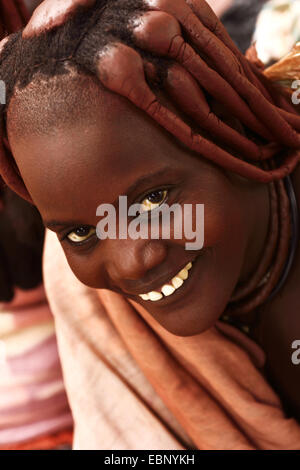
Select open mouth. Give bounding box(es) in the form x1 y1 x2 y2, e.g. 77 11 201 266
138 260 193 302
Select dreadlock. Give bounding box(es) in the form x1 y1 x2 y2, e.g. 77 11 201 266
0 0 168 113
1 0 300 316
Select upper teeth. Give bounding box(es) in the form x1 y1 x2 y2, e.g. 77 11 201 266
139 261 193 301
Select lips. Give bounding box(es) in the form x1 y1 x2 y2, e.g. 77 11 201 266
138 261 193 301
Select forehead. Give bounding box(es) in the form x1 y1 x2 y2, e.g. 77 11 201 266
7 89 197 220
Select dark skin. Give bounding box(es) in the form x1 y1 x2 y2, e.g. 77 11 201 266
7 86 300 422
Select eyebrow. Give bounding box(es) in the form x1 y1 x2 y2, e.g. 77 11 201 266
45 219 86 230
44 166 175 230
120 166 173 200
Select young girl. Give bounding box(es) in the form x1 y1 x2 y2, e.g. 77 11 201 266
1 0 300 449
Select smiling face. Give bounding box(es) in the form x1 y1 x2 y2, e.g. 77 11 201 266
7 74 270 336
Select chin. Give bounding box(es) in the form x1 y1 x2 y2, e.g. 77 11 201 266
134 250 231 337
149 298 225 337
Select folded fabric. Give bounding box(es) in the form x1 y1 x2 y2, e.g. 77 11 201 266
43 229 300 450
0 0 73 449
0 284 73 447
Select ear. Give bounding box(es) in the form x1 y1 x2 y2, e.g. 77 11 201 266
0 116 33 204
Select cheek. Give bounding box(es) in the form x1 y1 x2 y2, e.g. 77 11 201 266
176 180 247 252
199 188 249 297
204 195 246 249
60 244 107 289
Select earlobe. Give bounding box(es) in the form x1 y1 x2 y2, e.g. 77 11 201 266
0 117 33 204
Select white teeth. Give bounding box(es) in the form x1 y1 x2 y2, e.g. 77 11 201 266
161 284 176 296
139 261 193 302
178 268 188 280
140 294 150 301
171 276 184 289
148 291 163 301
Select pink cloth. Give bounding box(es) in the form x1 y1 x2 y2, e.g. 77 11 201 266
0 284 73 446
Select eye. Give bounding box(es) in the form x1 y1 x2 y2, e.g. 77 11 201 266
139 189 168 214
66 226 96 244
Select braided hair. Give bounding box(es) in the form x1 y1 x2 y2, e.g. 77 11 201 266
1 0 300 314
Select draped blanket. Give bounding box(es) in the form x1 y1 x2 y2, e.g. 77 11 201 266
43 229 300 450
0 284 73 448
0 1 73 449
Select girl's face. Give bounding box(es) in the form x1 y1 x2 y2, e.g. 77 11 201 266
7 88 269 336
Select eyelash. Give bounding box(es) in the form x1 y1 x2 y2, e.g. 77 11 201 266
137 184 176 206
136 187 170 213
61 186 174 248
60 226 97 248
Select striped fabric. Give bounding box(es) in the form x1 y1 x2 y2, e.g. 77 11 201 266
0 0 73 449
0 284 73 448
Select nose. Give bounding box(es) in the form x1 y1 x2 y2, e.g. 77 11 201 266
105 238 168 285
